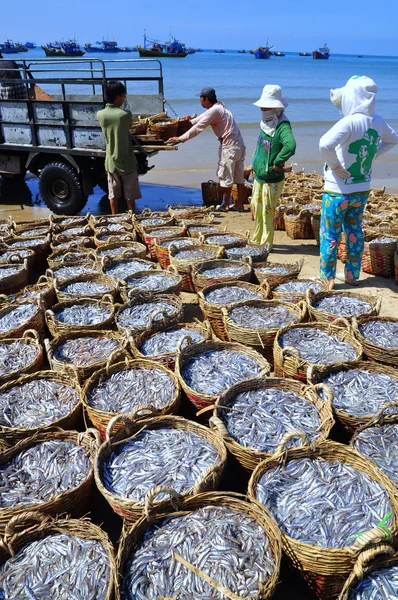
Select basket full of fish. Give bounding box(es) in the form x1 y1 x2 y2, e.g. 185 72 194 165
133 209 174 235
169 242 224 292
353 316 398 367
142 225 187 259
0 247 35 277
54 273 119 302
0 298 45 340
222 299 307 350
0 429 99 533
90 211 133 227
119 269 183 302
0 370 82 444
176 339 271 410
0 512 117 600
47 247 94 269
268 277 329 304
93 228 136 248
361 233 398 278
83 357 181 438
45 330 128 383
46 259 100 285
95 414 227 522
284 207 314 239
253 258 304 286
225 241 270 263
248 440 398 600
45 296 116 337
102 255 156 282
155 236 197 269
187 223 224 238
0 275 56 309
307 290 381 323
115 294 184 337
52 222 92 238
274 321 363 380
4 234 51 267
0 330 43 382
50 214 90 229
117 491 282 600
168 204 211 221
200 230 249 249
198 281 270 341
94 241 147 263
308 361 398 432
192 258 253 292
131 321 212 370
0 262 28 296
338 549 398 600
211 377 334 471
50 234 93 252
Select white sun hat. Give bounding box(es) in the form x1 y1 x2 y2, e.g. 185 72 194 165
253 84 288 108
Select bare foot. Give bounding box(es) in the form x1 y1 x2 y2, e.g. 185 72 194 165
345 277 359 286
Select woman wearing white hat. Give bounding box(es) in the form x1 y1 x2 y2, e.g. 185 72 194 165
251 85 296 247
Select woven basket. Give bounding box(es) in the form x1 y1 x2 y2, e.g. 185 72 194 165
176 339 271 411
130 117 148 135
50 234 94 252
93 227 136 248
45 295 116 337
155 237 196 269
117 491 282 600
169 243 224 292
0 261 28 296
0 247 35 276
224 242 270 263
45 329 128 383
95 241 147 263
90 211 133 227
130 320 213 370
222 299 307 349
3 275 56 308
54 273 119 302
274 320 363 381
311 213 321 245
83 358 181 439
52 222 92 237
0 512 117 600
0 428 100 533
120 269 183 302
93 222 134 238
13 220 51 237
0 369 83 444
0 329 43 383
274 202 288 231
47 247 93 269
270 277 329 304
308 360 398 433
306 289 381 324
4 235 51 266
46 256 100 285
143 225 186 259
201 180 219 207
102 255 156 284
211 377 334 471
176 213 215 228
0 298 45 340
198 281 270 341
168 204 211 220
95 414 227 522
187 224 226 239
11 217 50 231
133 210 174 236
192 258 252 293
115 293 184 338
148 116 179 141
253 258 304 286
231 181 253 204
284 208 313 239
248 440 398 600
361 235 397 277
338 547 398 600
50 214 90 229
200 231 249 249
352 316 398 367
177 117 193 136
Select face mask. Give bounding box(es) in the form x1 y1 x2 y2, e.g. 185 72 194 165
330 87 343 110
261 108 283 122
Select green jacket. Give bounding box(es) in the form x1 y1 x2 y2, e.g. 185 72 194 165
97 104 137 174
252 121 296 183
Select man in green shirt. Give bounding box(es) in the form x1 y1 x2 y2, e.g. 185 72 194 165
97 81 141 214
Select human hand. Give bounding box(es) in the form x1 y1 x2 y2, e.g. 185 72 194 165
167 137 181 144
332 164 350 179
182 115 191 120
273 164 285 172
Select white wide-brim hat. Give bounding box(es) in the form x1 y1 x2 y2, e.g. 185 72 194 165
253 84 288 108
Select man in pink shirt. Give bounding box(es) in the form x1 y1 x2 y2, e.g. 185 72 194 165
168 87 246 211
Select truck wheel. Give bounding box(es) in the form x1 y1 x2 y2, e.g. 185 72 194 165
39 162 87 215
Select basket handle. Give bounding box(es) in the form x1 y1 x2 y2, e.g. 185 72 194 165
8 253 23 264
83 225 92 236
104 406 155 443
215 247 224 259
105 348 123 374
120 247 136 259
44 338 53 362
4 511 51 551
306 288 314 301
78 427 102 449
331 317 352 330
340 543 395 600
45 268 54 279
176 334 193 354
209 415 231 440
63 251 78 261
22 328 40 342
374 296 382 315
198 234 205 244
274 429 310 458
36 275 50 286
259 280 271 297
167 265 179 275
366 400 398 428
311 383 333 406
297 300 307 320
351 526 394 551
144 485 182 521
101 293 114 304
297 257 305 271
351 316 359 333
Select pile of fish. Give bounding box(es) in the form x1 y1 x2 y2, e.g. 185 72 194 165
7 238 46 248
0 379 79 428
353 424 398 485
51 265 97 280
0 266 23 279
102 427 220 501
103 260 154 280
204 234 243 246
121 505 275 600
229 304 297 329
96 233 133 244
321 369 398 416
159 238 196 250
0 304 37 333
222 387 321 452
172 248 216 260
255 457 393 547
87 367 177 413
54 303 112 327
189 225 219 235
182 349 265 395
60 226 88 236
359 319 398 349
0 340 40 376
204 285 263 305
138 217 169 226
146 228 177 238
347 564 398 599
139 328 205 356
198 265 248 279
312 295 373 317
54 336 120 367
256 266 292 275
117 301 178 331
0 440 91 507
226 246 265 259
96 245 134 259
124 272 177 293
0 533 111 600
0 249 31 261
99 223 130 232
279 327 358 364
60 281 113 296
274 280 324 295
18 228 48 238
52 250 89 262
368 236 398 244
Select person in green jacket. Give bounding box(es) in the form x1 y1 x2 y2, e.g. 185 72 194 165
251 85 296 247
97 81 141 215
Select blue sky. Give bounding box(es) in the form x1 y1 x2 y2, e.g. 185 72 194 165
2 0 397 56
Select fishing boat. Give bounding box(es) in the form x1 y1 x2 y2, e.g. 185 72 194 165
42 40 86 57
25 42 36 49
214 49 225 53
85 40 122 53
274 51 285 56
238 49 246 53
14 43 28 52
0 40 19 54
253 44 273 59
299 52 310 56
137 33 188 57
312 44 330 59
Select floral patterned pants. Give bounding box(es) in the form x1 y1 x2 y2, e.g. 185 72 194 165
251 180 284 247
320 191 369 282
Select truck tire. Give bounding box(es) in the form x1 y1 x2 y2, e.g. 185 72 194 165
39 162 87 215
